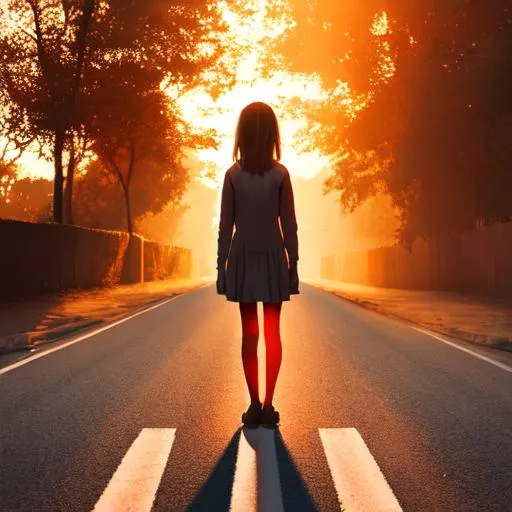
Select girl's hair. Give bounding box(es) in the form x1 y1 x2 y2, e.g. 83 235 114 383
233 102 281 174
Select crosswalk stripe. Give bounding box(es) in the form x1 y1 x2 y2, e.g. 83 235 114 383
230 430 258 511
319 428 402 512
230 428 285 512
92 428 176 512
255 428 284 512
89 426 400 512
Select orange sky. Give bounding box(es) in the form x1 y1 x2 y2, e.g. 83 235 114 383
168 0 352 277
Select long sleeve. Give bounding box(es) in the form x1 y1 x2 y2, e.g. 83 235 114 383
217 170 235 272
279 169 299 263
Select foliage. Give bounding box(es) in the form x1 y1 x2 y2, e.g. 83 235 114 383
0 0 224 223
0 177 52 221
73 147 188 234
280 0 390 90
0 161 17 187
286 1 512 243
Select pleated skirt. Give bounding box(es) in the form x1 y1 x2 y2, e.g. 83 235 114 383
223 236 291 303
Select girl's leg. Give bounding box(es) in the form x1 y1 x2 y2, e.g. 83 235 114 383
239 302 260 404
262 302 283 407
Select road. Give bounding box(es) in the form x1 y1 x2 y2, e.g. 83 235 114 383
1 284 511 511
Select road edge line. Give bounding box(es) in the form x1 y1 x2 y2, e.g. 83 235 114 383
309 283 512 354
412 327 512 374
0 294 183 377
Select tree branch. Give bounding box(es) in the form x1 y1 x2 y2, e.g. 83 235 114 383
27 0 48 78
103 145 126 192
68 0 96 120
18 25 38 44
127 141 136 186
0 132 36 164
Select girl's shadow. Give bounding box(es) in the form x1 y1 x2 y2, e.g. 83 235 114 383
187 427 317 511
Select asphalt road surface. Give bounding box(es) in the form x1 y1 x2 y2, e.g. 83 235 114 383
1 283 511 512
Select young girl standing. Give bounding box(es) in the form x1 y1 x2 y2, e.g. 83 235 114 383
216 102 300 428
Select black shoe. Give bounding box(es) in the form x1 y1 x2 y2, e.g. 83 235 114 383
241 401 262 428
260 404 280 428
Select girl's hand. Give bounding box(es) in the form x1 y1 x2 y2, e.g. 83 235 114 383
216 268 226 294
289 260 299 294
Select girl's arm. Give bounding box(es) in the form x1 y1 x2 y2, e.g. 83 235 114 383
217 170 235 275
279 168 299 264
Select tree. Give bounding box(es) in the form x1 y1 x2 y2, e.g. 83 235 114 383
297 0 512 243
0 0 96 223
0 162 17 205
86 63 186 235
0 0 223 223
280 0 391 90
71 159 121 230
71 56 209 236
0 177 52 221
380 1 512 240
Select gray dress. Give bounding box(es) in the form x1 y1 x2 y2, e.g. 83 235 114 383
216 161 299 303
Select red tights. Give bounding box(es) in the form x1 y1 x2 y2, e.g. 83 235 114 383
239 302 283 407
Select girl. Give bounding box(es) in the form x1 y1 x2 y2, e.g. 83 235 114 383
216 102 300 428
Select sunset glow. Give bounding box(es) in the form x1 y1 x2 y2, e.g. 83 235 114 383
169 0 368 249
172 0 355 188
8 0 393 188
2 0 397 278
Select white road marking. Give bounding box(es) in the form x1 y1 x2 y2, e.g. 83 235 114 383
413 327 512 374
255 428 284 512
230 430 258 512
230 428 284 512
319 428 402 512
0 295 182 377
92 428 176 512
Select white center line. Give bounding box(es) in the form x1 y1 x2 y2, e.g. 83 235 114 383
319 428 402 512
92 428 176 512
413 327 512 374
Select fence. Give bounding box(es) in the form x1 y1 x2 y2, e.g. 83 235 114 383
0 219 192 300
321 221 512 297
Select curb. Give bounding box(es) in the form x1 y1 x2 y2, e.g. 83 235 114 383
0 280 209 356
329 290 512 354
0 287 194 355
0 319 103 355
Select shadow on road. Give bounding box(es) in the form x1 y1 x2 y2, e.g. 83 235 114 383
187 427 317 511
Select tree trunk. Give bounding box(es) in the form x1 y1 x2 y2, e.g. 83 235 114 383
61 0 95 224
123 182 133 235
64 136 76 225
53 131 65 224
124 143 136 235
